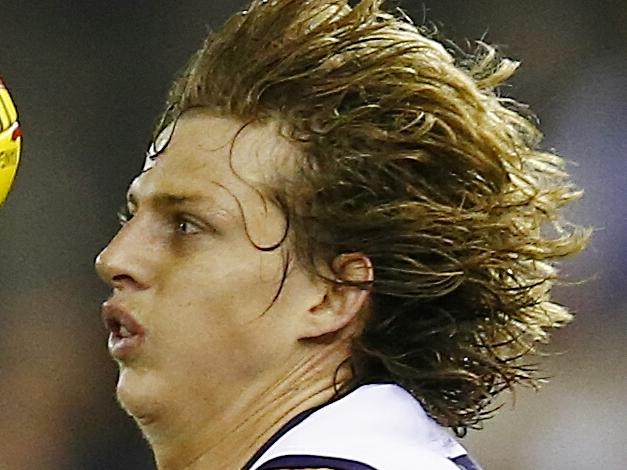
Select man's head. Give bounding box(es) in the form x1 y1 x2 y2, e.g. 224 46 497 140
97 0 587 436
96 110 373 436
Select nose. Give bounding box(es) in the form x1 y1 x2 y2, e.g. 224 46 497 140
94 224 151 292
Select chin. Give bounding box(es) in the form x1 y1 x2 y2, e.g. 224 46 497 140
115 366 162 426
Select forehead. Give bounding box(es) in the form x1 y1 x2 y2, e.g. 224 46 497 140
131 111 298 201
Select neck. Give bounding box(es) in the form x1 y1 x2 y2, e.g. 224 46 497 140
146 343 352 470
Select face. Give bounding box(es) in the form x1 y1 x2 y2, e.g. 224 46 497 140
95 111 320 428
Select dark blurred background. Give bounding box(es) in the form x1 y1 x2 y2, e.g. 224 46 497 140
0 1 625 469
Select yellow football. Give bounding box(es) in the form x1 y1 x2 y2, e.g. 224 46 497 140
0 78 22 206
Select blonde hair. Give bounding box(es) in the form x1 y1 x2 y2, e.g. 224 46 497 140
158 0 589 434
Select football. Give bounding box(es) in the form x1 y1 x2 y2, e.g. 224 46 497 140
0 78 22 206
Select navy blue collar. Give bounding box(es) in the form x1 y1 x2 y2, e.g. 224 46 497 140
241 403 324 470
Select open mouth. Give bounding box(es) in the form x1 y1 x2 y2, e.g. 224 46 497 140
105 315 140 339
102 302 146 360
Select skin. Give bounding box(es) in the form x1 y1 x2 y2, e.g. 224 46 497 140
95 110 372 470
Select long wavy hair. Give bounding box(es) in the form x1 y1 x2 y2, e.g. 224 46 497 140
157 0 589 434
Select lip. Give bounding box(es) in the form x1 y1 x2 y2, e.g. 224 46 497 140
101 301 146 361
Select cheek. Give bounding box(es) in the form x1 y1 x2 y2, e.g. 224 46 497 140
152 249 287 366
156 298 284 385
163 243 286 314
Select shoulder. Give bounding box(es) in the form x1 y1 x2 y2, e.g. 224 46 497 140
249 384 474 470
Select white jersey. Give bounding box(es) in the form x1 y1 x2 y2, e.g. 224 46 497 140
243 383 481 470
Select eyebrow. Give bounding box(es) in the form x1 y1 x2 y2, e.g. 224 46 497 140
127 191 233 218
153 193 209 206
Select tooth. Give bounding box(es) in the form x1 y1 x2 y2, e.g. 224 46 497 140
120 325 131 338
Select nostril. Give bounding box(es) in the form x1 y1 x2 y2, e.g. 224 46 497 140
111 274 148 291
112 274 134 284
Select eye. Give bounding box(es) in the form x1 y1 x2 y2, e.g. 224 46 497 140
174 216 202 235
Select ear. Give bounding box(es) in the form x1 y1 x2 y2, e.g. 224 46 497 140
300 252 374 340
